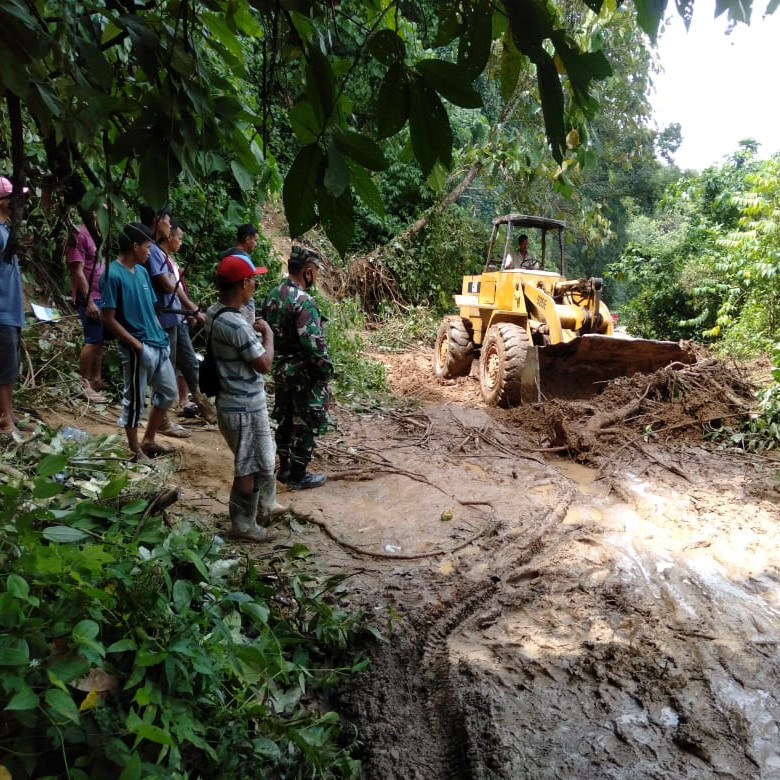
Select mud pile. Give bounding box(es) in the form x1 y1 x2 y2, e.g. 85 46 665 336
504 357 757 465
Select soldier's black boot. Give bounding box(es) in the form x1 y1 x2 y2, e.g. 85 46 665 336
287 461 326 491
277 455 290 484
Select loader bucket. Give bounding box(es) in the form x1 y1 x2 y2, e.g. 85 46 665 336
528 335 696 402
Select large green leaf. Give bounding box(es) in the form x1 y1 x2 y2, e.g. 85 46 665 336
457 0 493 77
415 59 482 108
289 100 322 145
37 454 69 478
202 11 245 60
48 654 90 684
550 33 612 111
0 637 29 666
42 526 90 544
306 45 335 126
318 187 354 256
230 160 255 192
5 687 39 711
377 64 410 139
408 78 452 175
349 164 385 218
535 52 566 163
283 144 324 237
139 147 171 210
45 688 80 723
634 0 667 39
499 32 524 102
367 29 406 65
323 139 350 198
333 129 388 171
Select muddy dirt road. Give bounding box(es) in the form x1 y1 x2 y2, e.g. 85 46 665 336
57 347 780 779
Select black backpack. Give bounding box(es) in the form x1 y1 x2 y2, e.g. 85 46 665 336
200 307 239 397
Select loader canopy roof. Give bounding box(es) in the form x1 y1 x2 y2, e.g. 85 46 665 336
487 213 567 274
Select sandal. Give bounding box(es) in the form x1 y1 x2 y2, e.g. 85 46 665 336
141 441 175 457
158 421 192 439
80 379 108 404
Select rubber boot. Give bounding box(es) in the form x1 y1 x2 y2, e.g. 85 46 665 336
229 487 275 542
277 455 290 484
256 474 289 524
192 390 217 424
287 461 327 491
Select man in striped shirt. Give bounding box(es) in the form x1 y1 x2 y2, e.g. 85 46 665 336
205 254 282 542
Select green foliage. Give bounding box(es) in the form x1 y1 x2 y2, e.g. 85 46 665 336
367 305 442 351
709 344 780 453
2 0 741 258
0 429 366 778
607 148 780 345
383 206 487 312
319 295 388 407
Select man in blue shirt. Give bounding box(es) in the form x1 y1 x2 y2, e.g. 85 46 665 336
140 205 199 438
100 223 178 459
0 176 28 434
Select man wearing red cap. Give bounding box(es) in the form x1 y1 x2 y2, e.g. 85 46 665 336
205 255 282 542
0 176 29 433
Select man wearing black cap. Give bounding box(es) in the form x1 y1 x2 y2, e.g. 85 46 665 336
262 245 333 489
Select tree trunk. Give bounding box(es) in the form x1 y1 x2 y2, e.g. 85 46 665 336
397 89 524 244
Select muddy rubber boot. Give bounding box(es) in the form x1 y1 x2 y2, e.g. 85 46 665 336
256 474 289 524
287 461 326 491
277 455 290 484
228 487 275 542
192 390 217 424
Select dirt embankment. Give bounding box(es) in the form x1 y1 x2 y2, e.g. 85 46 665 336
52 347 780 779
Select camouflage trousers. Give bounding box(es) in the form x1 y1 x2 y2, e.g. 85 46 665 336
272 370 329 467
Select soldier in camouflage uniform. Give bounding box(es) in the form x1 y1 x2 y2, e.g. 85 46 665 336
261 245 333 490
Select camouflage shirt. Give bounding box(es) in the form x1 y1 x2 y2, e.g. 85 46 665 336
261 279 334 380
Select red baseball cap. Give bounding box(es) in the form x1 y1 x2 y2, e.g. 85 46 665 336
216 254 268 282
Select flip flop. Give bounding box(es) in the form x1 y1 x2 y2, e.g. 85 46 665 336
141 441 175 457
159 423 192 439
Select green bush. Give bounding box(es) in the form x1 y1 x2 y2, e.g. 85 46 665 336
0 429 366 779
383 206 487 313
321 296 387 408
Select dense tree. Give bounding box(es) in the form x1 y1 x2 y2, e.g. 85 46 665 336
0 0 766 257
609 143 775 348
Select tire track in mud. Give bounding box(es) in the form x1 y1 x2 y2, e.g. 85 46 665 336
417 493 575 778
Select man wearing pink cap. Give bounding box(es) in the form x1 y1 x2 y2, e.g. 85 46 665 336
0 176 29 433
205 255 283 542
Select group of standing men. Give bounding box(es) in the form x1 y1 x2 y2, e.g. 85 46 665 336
97 213 332 542
0 183 332 542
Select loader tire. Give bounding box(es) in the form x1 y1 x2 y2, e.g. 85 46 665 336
479 323 529 407
433 317 474 379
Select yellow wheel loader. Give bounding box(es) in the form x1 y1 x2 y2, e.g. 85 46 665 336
433 214 695 406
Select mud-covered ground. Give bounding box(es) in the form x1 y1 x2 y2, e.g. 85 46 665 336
53 347 780 779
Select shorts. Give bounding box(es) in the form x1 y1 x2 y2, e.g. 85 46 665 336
76 299 104 344
217 407 275 478
118 342 178 428
0 325 20 385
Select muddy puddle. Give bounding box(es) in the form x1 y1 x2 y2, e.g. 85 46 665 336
328 414 780 779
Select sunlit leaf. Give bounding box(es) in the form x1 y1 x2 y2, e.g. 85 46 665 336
45 688 80 723
42 526 89 543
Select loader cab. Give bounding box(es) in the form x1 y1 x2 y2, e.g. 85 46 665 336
485 214 566 275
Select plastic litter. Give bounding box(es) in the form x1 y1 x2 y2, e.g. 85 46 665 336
61 426 90 443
